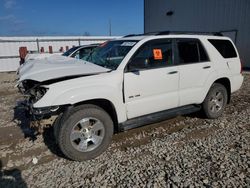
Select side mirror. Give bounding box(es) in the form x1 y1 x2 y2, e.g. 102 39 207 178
127 57 149 75
127 62 140 75
130 69 140 75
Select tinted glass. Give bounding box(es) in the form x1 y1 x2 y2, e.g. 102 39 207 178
177 40 198 63
128 40 173 70
208 39 237 58
177 39 209 64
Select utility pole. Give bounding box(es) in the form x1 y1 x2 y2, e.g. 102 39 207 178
109 19 112 36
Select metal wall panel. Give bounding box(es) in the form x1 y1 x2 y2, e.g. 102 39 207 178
144 0 250 68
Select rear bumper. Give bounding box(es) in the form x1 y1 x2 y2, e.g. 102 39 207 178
230 74 244 93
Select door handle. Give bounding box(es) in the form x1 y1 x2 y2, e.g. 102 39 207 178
168 71 178 74
203 66 211 69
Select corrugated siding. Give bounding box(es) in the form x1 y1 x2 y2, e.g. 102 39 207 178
0 36 119 72
144 0 250 68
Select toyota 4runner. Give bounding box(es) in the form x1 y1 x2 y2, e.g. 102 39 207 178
17 32 244 161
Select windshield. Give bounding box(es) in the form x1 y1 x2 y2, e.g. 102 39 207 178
62 46 79 56
86 40 138 70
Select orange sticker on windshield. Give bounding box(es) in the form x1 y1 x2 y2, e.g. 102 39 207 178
153 49 162 60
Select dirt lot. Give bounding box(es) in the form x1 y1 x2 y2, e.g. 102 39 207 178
0 72 249 187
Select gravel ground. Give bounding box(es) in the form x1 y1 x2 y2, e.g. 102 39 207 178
0 72 249 187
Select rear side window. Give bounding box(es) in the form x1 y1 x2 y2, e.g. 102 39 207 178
177 39 209 64
208 39 237 58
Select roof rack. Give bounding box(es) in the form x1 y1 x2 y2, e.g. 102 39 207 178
123 34 140 38
123 31 223 38
154 31 223 36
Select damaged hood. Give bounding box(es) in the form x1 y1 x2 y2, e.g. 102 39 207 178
18 55 110 82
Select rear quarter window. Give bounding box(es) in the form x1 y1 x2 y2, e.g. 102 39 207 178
208 39 237 58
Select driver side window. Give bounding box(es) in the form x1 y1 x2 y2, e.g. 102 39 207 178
128 39 173 71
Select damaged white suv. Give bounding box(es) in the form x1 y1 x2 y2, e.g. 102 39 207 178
17 32 243 161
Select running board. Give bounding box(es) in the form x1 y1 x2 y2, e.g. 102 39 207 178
119 105 201 131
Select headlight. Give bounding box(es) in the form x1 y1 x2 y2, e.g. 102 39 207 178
29 86 49 104
32 106 59 115
17 80 49 103
35 87 48 101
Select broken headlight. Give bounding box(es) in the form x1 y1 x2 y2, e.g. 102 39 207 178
29 86 48 104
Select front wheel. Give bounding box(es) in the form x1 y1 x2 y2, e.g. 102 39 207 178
58 104 114 161
202 83 228 119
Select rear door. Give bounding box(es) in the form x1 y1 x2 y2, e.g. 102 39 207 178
176 38 214 106
208 39 240 75
124 39 179 119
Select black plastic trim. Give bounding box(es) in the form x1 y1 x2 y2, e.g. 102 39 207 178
118 105 201 131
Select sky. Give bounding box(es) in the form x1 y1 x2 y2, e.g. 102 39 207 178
0 0 144 36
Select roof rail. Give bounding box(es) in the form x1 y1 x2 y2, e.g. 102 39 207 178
123 34 139 38
154 31 223 36
123 31 223 38
123 34 148 38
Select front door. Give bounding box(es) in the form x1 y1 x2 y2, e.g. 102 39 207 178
124 39 179 119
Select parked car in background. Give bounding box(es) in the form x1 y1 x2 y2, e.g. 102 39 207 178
17 32 243 161
17 44 99 75
62 44 99 60
25 44 99 61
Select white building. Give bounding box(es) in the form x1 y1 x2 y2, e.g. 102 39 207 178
144 0 250 68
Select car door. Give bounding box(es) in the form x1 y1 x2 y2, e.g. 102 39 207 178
176 38 214 106
124 39 179 119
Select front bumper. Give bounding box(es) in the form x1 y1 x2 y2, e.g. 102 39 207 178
21 100 60 121
19 100 67 133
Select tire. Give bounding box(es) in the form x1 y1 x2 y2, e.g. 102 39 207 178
57 104 113 161
202 83 228 119
53 113 63 143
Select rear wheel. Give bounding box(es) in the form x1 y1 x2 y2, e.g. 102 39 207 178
58 104 113 161
202 83 228 119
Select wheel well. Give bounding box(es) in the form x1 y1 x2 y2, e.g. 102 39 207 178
73 99 119 132
214 78 231 104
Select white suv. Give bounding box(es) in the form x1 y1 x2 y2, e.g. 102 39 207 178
17 32 243 161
